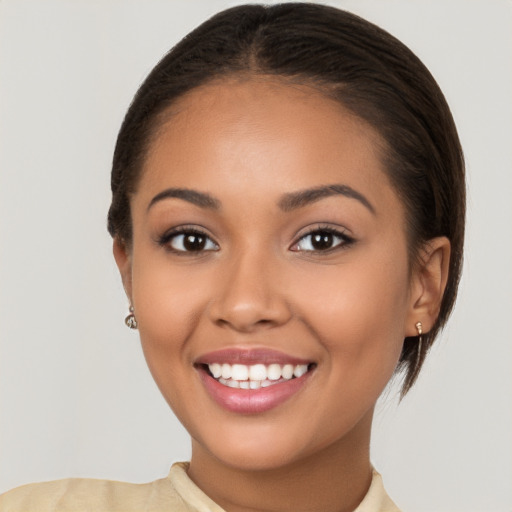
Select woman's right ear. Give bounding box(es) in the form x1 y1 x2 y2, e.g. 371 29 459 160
113 237 133 301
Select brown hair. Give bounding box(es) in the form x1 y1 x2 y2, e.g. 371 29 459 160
107 3 465 394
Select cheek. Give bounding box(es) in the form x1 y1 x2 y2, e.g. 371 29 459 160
131 247 211 331
292 251 410 373
129 253 212 390
287 255 410 437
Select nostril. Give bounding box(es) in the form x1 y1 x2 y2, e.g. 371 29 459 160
256 318 274 325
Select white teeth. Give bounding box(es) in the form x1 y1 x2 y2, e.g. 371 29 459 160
282 364 294 379
207 362 311 388
294 364 308 378
249 364 267 381
210 363 222 379
267 364 282 380
231 364 249 381
221 363 232 379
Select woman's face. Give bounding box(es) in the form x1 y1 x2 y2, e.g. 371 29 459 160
118 78 423 471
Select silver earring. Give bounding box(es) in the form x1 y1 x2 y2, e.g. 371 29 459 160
125 305 138 329
415 321 423 369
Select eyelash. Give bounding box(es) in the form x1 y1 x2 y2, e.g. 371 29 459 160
158 226 219 254
290 226 355 253
157 226 354 254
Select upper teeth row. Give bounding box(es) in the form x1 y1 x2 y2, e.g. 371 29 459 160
208 363 308 382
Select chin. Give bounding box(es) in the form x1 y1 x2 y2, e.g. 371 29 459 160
192 412 362 474
209 443 307 473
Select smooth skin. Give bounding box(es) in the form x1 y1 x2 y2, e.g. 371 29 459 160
114 77 450 512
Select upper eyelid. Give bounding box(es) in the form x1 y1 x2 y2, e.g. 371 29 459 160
292 224 352 241
160 225 215 240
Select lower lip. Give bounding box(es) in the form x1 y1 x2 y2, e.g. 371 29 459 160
197 367 313 414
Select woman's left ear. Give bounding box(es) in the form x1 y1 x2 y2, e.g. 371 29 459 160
406 236 451 336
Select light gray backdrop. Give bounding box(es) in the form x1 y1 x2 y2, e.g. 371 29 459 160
1 1 511 511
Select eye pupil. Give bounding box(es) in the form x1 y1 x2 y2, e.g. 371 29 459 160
183 234 205 251
311 232 333 250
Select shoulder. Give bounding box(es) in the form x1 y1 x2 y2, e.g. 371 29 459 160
0 470 190 512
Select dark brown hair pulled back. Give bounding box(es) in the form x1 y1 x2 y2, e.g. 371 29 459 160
108 3 465 395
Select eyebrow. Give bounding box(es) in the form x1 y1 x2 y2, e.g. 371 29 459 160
278 184 376 214
147 183 375 215
147 188 221 211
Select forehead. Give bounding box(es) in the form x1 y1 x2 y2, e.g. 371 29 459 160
137 77 398 214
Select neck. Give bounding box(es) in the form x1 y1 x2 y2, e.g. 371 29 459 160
187 410 374 512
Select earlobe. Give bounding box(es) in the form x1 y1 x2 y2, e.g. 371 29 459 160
406 236 451 336
113 237 133 302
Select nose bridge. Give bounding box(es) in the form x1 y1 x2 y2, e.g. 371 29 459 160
210 244 290 331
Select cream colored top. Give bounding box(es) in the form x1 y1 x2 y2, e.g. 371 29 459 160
0 462 401 512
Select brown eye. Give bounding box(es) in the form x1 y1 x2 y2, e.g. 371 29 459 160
291 229 353 252
183 233 206 251
310 232 335 250
166 231 218 252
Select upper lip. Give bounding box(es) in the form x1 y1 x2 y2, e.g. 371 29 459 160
195 348 313 366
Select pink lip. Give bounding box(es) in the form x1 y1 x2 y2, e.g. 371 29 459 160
195 349 315 414
195 348 311 366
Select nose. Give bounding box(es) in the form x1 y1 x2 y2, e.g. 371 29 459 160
208 250 292 333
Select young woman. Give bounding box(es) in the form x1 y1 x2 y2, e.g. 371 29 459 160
1 3 466 511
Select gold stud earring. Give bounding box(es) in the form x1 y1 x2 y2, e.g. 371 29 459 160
415 321 423 369
125 305 138 329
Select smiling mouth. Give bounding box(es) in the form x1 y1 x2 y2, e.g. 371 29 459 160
201 362 316 389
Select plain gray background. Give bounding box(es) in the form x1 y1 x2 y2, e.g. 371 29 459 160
1 1 511 511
